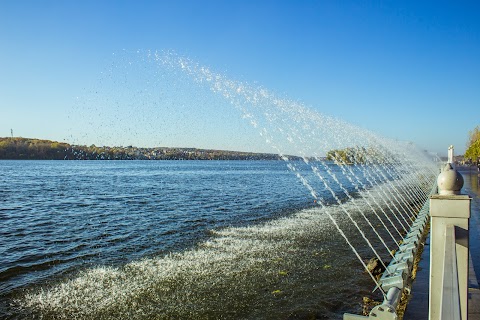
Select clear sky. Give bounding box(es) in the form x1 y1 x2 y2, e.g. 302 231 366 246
1 0 479 156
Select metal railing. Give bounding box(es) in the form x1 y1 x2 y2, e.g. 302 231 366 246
344 188 434 320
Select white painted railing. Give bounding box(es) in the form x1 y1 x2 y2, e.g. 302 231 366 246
440 224 461 320
429 160 471 320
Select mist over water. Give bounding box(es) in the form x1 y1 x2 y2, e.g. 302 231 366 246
2 51 439 319
69 50 265 153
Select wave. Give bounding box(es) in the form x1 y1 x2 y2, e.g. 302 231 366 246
13 181 420 319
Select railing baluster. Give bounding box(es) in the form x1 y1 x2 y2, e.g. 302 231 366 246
440 224 461 320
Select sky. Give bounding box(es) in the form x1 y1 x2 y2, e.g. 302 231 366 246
1 0 479 156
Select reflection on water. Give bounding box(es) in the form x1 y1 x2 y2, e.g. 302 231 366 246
458 167 480 281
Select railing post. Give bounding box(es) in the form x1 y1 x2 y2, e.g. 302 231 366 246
448 145 454 164
429 159 471 319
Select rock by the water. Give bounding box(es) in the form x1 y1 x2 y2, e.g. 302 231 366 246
366 257 385 276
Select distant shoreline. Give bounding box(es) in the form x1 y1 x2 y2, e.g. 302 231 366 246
0 137 299 161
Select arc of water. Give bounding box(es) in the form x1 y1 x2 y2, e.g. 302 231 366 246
160 51 436 296
380 153 432 220
271 123 396 271
246 85 410 270
271 112 399 261
374 151 425 216
286 160 387 299
369 143 437 236
234 95 393 294
309 163 389 270
308 159 395 264
400 154 436 203
371 164 417 223
352 154 410 234
256 121 390 293
347 155 406 240
261 116 393 273
315 118 419 234
366 139 431 213
272 114 400 255
391 143 438 194
359 153 415 228
340 130 434 238
303 115 407 246
343 128 429 218
329 153 401 248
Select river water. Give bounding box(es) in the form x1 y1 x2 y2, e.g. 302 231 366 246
460 167 480 281
1 160 420 319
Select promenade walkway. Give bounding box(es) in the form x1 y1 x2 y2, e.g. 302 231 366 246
404 167 480 319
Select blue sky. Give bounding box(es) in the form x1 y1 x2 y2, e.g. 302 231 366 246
1 1 479 156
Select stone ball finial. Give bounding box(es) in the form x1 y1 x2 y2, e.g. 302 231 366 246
437 163 464 195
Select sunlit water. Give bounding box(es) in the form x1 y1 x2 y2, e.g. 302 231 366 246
0 160 427 319
458 167 480 278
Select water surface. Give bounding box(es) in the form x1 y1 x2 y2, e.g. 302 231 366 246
1 160 414 319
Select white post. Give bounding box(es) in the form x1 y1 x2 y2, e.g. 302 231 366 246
448 145 454 164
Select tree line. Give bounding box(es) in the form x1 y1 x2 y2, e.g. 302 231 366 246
0 137 285 160
464 125 480 164
325 146 386 164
